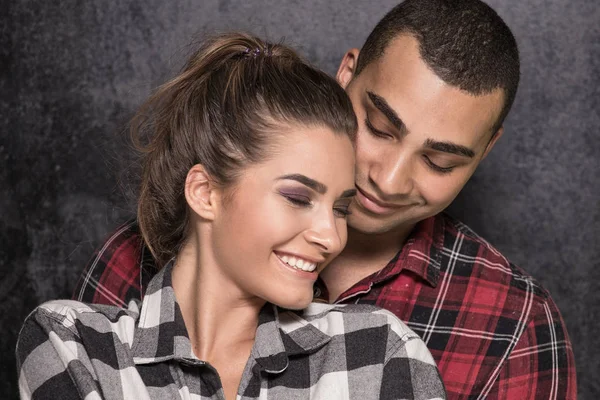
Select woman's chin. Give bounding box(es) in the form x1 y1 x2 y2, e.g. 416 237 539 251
268 292 314 310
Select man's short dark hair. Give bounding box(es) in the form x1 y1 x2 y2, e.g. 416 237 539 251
356 0 520 133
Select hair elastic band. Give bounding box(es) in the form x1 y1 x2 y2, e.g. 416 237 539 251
242 46 272 58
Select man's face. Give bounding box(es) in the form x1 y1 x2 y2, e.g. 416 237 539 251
337 34 505 236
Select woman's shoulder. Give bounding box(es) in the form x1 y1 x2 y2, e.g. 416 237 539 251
16 300 145 399
21 299 141 339
283 302 421 343
35 298 139 318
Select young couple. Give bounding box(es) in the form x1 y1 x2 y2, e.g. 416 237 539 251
18 0 576 399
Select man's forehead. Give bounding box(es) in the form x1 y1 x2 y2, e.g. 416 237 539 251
355 42 502 140
358 86 503 151
371 35 430 79
362 39 449 108
364 36 501 100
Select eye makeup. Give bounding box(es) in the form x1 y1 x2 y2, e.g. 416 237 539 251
278 187 313 207
277 186 355 218
333 199 353 218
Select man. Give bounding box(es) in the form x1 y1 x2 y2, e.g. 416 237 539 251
74 0 576 398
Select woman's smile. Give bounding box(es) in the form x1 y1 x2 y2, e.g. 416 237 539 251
274 252 319 279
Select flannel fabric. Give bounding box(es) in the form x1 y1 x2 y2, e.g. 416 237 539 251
73 213 577 399
20 262 446 400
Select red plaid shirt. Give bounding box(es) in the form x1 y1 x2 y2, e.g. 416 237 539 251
73 213 577 399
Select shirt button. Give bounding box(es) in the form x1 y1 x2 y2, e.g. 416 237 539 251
313 287 321 298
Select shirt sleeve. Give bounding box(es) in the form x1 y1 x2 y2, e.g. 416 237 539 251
71 220 143 307
486 296 577 399
380 334 447 400
16 307 103 400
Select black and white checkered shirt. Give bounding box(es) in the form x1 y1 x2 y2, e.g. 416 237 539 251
17 262 446 399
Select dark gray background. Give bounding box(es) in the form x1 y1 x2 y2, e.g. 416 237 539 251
1 1 598 398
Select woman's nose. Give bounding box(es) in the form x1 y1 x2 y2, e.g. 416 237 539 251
303 214 343 255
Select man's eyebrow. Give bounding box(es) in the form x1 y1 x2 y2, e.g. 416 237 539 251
424 139 476 158
367 91 404 131
277 174 327 194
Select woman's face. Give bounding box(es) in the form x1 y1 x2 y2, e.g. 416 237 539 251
210 124 356 309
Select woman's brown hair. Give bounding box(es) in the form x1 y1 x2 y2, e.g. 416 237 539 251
133 32 357 267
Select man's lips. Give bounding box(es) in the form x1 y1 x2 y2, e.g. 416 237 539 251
355 186 408 215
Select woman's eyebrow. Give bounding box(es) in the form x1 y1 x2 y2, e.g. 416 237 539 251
340 189 357 198
276 174 327 194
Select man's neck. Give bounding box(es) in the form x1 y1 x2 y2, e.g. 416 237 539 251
320 223 415 302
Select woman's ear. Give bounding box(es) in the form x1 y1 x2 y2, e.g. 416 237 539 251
336 48 360 89
185 164 218 221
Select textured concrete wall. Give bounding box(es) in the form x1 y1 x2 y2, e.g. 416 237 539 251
1 1 598 398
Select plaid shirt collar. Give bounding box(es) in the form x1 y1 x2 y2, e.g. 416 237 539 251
325 215 444 303
131 262 331 372
387 215 444 287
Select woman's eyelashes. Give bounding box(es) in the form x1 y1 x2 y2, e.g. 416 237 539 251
279 189 353 219
280 191 312 207
333 204 352 218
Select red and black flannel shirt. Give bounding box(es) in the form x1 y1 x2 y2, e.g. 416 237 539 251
73 213 577 399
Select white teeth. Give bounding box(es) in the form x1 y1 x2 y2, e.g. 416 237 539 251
301 262 315 272
278 254 317 272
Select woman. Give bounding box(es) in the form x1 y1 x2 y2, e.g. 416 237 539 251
17 33 446 399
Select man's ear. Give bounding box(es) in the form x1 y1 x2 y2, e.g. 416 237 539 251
336 48 360 89
185 164 218 221
482 126 504 160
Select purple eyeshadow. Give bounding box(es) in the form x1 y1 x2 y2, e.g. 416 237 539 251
278 187 312 198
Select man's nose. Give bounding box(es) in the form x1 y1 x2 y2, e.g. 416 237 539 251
370 152 415 197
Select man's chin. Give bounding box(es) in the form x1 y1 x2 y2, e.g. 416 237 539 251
347 213 408 237
347 208 433 238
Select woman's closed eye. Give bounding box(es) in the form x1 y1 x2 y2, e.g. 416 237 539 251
280 191 312 207
333 204 352 218
280 190 352 219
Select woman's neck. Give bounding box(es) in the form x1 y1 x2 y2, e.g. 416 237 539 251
171 233 264 363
